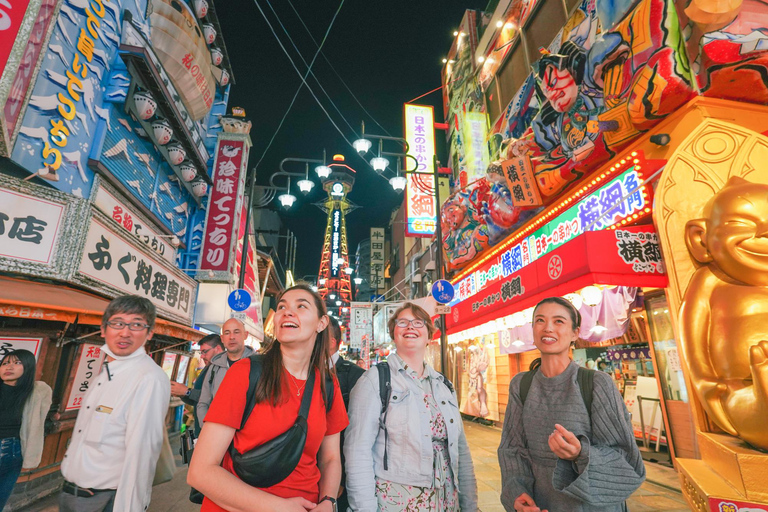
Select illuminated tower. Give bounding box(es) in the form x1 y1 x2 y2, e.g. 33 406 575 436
317 155 357 315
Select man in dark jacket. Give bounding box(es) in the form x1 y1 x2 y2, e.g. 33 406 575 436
170 334 224 436
328 316 364 511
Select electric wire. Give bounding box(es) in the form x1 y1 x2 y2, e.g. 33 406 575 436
252 0 354 148
284 0 393 137
264 0 359 138
250 0 347 173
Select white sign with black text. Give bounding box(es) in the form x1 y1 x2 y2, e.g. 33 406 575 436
0 188 64 264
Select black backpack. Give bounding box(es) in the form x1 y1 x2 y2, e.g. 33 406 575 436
375 363 455 470
519 366 594 419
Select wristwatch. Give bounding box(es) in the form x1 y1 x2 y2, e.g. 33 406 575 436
184 388 191 397
319 495 337 512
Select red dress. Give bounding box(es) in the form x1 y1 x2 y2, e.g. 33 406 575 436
201 359 349 511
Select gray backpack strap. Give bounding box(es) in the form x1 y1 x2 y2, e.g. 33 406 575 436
376 364 392 470
576 367 595 420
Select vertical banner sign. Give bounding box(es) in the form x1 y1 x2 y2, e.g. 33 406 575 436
370 228 385 293
0 0 32 73
331 207 342 277
200 139 246 273
501 156 543 207
462 112 490 185
404 103 437 237
350 302 373 368
65 343 106 411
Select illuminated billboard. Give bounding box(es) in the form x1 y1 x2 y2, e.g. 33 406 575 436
404 103 437 237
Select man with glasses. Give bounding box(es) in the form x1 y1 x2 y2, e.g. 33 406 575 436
170 334 223 436
60 295 170 512
197 317 255 423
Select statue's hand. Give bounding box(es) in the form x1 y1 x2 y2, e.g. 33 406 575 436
699 379 739 436
749 340 768 404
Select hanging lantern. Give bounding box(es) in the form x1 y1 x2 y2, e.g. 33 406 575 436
167 144 186 166
191 180 208 197
133 90 157 120
210 48 223 66
219 70 230 86
194 0 208 18
580 286 603 307
202 24 216 45
151 119 173 145
180 164 197 182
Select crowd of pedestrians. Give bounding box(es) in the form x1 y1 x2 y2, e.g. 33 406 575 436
0 286 645 511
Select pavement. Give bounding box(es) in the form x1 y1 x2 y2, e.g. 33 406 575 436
19 420 691 511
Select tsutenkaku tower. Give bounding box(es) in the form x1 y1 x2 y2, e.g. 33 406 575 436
317 155 357 315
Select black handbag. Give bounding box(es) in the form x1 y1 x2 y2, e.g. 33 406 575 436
228 356 316 488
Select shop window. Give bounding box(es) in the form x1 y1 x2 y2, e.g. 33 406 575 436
523 0 568 66
484 77 502 126
645 294 689 402
496 38 527 113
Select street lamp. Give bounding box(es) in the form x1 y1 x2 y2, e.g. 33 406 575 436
354 277 363 285
389 175 406 191
344 267 354 275
354 121 418 188
297 163 315 194
353 138 372 155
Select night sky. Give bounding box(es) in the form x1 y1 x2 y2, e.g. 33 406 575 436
217 0 487 279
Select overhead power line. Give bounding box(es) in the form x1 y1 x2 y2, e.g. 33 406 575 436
285 0 393 137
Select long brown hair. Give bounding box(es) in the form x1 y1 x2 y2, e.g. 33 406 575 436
529 296 581 371
255 283 332 406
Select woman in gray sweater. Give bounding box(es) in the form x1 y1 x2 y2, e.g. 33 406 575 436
498 297 645 511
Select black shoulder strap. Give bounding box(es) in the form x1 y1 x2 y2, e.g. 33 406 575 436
240 354 264 430
440 375 455 394
325 373 334 412
519 367 537 405
576 367 595 420
376 363 392 471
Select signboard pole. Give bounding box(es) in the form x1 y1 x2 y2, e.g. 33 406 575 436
433 155 448 376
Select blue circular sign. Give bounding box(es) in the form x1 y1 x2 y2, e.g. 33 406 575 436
431 280 455 304
228 289 252 312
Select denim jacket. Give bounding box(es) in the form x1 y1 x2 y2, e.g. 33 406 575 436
344 356 478 511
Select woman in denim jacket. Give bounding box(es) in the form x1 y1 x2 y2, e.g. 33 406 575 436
344 303 477 511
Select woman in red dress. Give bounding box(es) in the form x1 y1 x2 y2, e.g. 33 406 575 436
189 283 348 512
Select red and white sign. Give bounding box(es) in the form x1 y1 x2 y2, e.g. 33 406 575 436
93 185 176 263
0 336 43 360
0 0 31 74
3 0 57 142
0 187 64 264
65 343 106 411
404 103 437 237
446 225 667 332
199 138 247 273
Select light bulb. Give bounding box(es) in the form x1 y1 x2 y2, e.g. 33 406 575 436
297 179 314 194
278 193 296 208
389 176 406 191
370 156 389 172
315 165 331 179
353 138 372 155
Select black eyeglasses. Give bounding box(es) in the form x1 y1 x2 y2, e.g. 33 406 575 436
395 319 425 329
106 321 150 332
200 347 215 356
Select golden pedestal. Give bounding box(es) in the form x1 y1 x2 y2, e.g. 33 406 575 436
678 433 768 511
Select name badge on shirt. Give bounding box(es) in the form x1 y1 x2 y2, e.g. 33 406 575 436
95 405 113 414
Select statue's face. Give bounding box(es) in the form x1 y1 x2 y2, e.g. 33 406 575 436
443 203 466 230
542 64 579 113
706 185 768 285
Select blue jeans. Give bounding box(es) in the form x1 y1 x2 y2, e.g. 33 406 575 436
0 437 23 510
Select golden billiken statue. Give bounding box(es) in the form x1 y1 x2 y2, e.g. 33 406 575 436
681 176 768 451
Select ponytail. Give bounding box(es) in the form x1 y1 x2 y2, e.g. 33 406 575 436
529 358 541 371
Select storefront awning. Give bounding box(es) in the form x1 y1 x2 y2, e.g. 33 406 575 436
0 276 204 341
445 225 667 333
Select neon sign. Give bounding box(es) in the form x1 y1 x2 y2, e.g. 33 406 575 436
452 168 646 304
404 103 437 237
330 208 342 277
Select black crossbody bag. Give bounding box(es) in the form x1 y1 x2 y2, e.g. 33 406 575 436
228 355 327 488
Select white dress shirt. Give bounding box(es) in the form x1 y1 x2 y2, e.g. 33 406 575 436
61 347 170 512
330 350 340 367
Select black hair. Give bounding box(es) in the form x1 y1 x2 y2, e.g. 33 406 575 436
102 295 157 330
328 316 342 350
199 334 223 350
528 296 581 371
1 349 37 413
536 41 587 85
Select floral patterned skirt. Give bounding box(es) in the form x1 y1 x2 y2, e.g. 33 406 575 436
375 441 459 511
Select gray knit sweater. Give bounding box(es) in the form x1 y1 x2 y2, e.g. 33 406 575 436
498 362 645 511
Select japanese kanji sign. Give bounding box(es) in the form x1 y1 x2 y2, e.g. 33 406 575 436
93 183 176 263
404 103 437 237
199 138 247 273
331 208 343 277
462 112 490 185
370 228 385 292
501 155 543 207
0 187 64 264
349 302 372 351
65 343 106 411
77 217 197 325
0 337 43 360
